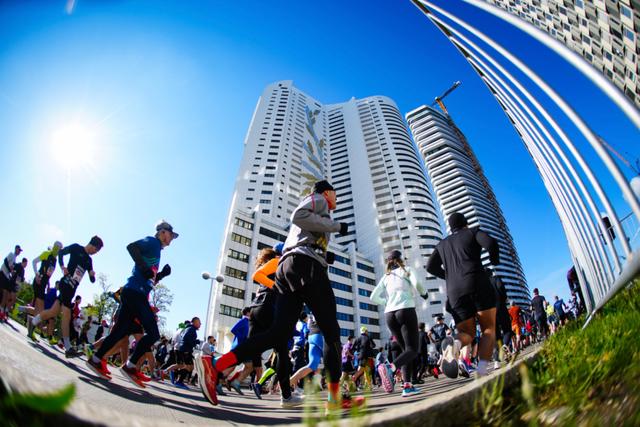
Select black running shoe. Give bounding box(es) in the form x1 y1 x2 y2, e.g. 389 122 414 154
65 347 82 358
440 337 460 379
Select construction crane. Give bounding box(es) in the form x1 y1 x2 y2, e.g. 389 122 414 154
431 81 462 115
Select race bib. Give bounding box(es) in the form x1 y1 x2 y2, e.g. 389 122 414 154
72 266 86 284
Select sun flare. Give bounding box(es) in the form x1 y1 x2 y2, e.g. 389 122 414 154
51 122 96 171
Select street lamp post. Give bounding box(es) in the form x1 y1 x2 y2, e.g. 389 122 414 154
202 271 224 340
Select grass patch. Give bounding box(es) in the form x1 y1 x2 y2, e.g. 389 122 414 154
473 279 640 426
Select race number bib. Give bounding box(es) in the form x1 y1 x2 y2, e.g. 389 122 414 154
72 266 86 284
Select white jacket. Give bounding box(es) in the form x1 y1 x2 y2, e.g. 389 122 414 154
370 267 426 313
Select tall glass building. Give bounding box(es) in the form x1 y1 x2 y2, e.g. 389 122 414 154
207 81 446 350
406 105 530 306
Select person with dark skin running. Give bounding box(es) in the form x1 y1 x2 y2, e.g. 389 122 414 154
31 241 63 320
426 212 500 379
29 237 103 357
85 221 175 387
196 180 360 411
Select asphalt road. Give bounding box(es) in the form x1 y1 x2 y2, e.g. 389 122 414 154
0 319 527 426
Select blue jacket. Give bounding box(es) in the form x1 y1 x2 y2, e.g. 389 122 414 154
231 317 249 350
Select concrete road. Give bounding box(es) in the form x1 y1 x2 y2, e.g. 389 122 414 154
0 320 526 426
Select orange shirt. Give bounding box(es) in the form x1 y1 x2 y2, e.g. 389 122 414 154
252 257 279 288
508 305 522 328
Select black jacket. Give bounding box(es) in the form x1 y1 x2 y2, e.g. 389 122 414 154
426 227 500 301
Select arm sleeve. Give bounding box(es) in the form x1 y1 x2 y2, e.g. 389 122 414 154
475 230 500 265
369 277 387 306
126 240 149 272
32 253 44 275
426 248 446 279
3 255 11 271
291 195 342 233
252 258 279 288
58 246 72 268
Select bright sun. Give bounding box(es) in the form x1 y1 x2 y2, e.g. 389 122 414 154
51 122 96 170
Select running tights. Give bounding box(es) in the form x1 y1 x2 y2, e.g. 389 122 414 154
385 308 419 383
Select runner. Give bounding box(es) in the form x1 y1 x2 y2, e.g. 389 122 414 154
351 326 376 391
86 221 175 387
507 301 523 352
0 245 22 322
196 180 356 410
488 268 512 367
0 257 27 322
426 212 500 379
428 315 450 354
530 288 548 338
553 295 569 326
289 313 324 393
29 237 103 356
171 317 200 389
31 241 63 320
339 335 356 392
370 249 425 397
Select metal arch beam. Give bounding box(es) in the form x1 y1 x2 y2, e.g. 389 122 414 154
414 0 637 256
461 0 640 131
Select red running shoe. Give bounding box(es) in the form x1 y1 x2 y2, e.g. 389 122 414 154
136 371 152 382
197 353 219 406
86 358 112 380
121 365 146 389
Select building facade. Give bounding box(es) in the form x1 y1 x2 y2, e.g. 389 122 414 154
406 105 530 306
483 0 640 108
207 81 446 350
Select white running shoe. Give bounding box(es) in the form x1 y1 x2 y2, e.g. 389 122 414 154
440 337 461 379
494 361 501 370
281 394 305 408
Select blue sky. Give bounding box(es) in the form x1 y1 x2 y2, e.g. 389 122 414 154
1 0 637 338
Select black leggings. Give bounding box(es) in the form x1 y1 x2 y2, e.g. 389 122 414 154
385 308 419 383
95 287 159 364
249 299 291 396
232 255 342 397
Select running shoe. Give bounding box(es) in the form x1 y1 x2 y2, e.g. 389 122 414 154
216 384 227 396
230 379 244 395
121 365 146 389
252 383 262 399
174 382 189 390
280 394 304 408
401 386 421 397
325 394 365 414
136 371 152 383
65 347 82 358
458 361 470 378
440 337 460 379
431 367 440 379
86 358 112 380
377 363 394 393
48 337 58 346
197 354 219 406
494 361 501 370
0 312 6 322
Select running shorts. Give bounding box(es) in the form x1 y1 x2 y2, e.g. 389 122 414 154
446 287 496 324
342 361 355 373
57 277 78 309
33 276 48 300
177 351 194 366
0 274 12 292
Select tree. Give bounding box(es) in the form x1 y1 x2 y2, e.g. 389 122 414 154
151 283 174 330
91 273 118 323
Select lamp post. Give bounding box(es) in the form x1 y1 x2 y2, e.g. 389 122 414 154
202 271 224 339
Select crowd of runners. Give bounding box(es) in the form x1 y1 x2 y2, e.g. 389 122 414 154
0 179 587 413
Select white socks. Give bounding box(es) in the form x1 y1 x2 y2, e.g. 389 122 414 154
126 361 136 369
32 314 42 326
63 337 72 351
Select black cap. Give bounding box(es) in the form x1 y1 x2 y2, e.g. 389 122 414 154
448 212 468 231
386 250 402 262
15 245 22 253
312 180 334 194
436 315 444 321
89 236 104 249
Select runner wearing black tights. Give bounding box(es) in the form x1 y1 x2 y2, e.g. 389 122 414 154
370 250 426 397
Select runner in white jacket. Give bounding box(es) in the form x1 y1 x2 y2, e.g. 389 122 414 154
370 250 427 397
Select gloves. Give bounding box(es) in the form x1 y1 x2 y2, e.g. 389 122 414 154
160 264 171 277
326 251 335 265
421 292 429 301
339 222 349 236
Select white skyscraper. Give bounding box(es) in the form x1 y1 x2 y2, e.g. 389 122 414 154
207 81 446 350
406 105 530 306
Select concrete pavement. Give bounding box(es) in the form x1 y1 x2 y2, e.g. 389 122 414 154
0 319 537 426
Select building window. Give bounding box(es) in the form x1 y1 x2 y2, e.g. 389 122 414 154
259 227 287 242
333 253 351 265
220 304 242 318
234 218 254 230
620 4 632 19
624 28 635 42
357 275 375 285
340 328 355 337
222 285 246 300
231 233 252 247
336 296 354 307
356 262 375 273
329 266 352 279
429 301 442 306
228 249 249 263
225 266 247 281
331 281 353 293
336 312 354 322
360 316 379 326
358 288 371 297
359 302 377 312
